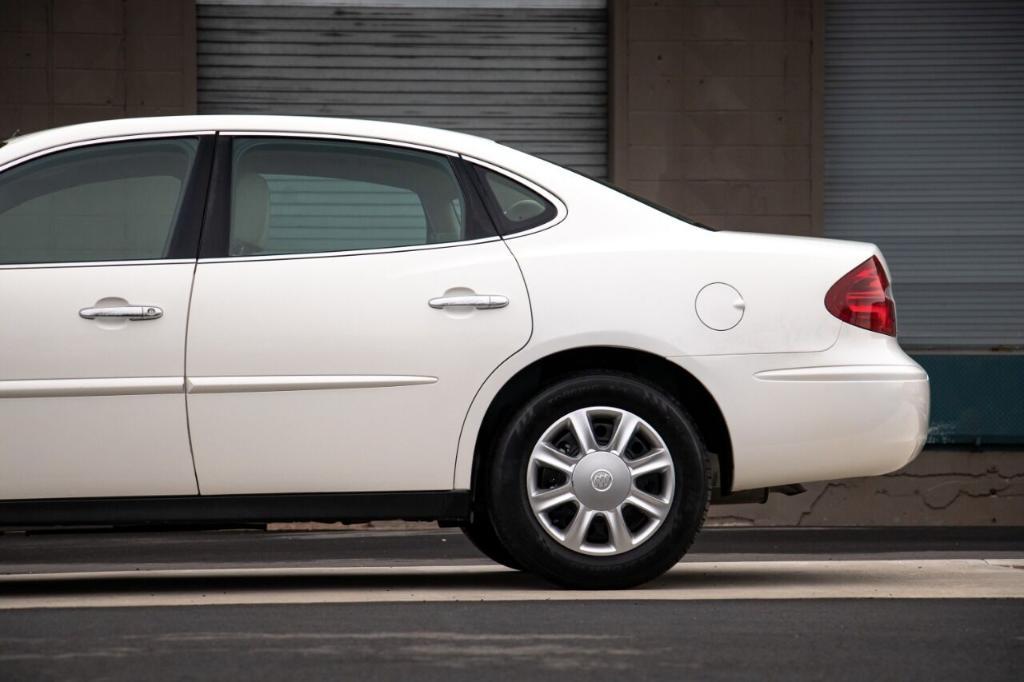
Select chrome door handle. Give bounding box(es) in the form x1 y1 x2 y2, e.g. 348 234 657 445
79 305 163 321
428 295 509 310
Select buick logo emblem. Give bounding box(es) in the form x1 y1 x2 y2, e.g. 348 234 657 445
591 469 614 492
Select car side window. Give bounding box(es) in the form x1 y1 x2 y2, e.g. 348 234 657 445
475 166 557 236
228 138 490 257
0 138 200 265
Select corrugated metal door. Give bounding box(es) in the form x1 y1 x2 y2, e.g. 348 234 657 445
196 0 608 178
824 0 1024 350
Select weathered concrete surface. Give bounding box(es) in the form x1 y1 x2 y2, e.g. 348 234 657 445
708 449 1024 526
612 0 818 236
1 0 196 136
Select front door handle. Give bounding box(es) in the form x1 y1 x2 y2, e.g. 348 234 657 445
79 305 163 321
428 295 509 310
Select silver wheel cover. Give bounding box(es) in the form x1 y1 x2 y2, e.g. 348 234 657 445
526 406 676 557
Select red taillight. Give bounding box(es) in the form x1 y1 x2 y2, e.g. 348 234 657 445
824 256 896 336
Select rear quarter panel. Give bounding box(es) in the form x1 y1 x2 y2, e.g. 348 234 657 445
499 169 874 358
451 157 883 489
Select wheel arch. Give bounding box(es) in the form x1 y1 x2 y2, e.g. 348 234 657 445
468 346 734 503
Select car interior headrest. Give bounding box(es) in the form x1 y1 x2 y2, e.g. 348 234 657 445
230 172 270 256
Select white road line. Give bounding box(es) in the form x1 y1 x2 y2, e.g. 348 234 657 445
0 559 1021 610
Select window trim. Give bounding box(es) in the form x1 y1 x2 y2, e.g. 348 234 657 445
0 133 216 269
213 130 460 158
459 155 567 239
0 131 217 174
199 132 501 263
0 258 197 272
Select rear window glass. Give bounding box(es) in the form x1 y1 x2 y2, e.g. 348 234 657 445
475 167 557 236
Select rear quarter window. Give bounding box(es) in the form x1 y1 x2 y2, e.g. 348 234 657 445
473 166 557 236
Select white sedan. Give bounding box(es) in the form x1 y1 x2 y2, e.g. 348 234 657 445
0 116 929 588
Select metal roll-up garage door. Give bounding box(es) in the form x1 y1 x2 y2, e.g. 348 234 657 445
196 0 609 179
824 0 1024 350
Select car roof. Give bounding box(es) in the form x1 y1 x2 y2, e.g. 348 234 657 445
1 115 505 164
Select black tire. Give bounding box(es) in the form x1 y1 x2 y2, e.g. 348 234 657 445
486 371 711 589
460 511 523 570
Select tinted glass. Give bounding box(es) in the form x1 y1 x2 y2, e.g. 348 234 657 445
479 168 556 235
229 138 475 256
0 138 199 265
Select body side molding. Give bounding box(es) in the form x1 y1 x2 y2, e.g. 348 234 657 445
0 375 438 398
186 375 438 394
754 365 928 382
0 377 183 398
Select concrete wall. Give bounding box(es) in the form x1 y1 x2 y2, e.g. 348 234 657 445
708 450 1024 526
610 0 820 235
0 0 196 138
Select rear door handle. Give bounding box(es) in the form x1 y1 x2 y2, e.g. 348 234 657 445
428 295 509 310
79 305 163 321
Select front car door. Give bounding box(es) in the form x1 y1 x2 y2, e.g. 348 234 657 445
185 135 531 494
0 135 211 500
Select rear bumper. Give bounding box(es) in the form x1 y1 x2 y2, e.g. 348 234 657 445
670 334 930 492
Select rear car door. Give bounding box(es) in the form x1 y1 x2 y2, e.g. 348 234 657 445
185 135 531 494
0 136 211 500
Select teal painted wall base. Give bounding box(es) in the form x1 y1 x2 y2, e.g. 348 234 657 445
913 354 1024 446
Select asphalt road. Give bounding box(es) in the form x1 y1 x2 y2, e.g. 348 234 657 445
1 527 1022 681
3 525 1022 572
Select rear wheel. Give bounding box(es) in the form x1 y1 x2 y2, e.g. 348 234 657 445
486 372 710 589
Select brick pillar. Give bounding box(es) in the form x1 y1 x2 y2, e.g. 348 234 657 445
610 0 817 237
0 0 196 137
